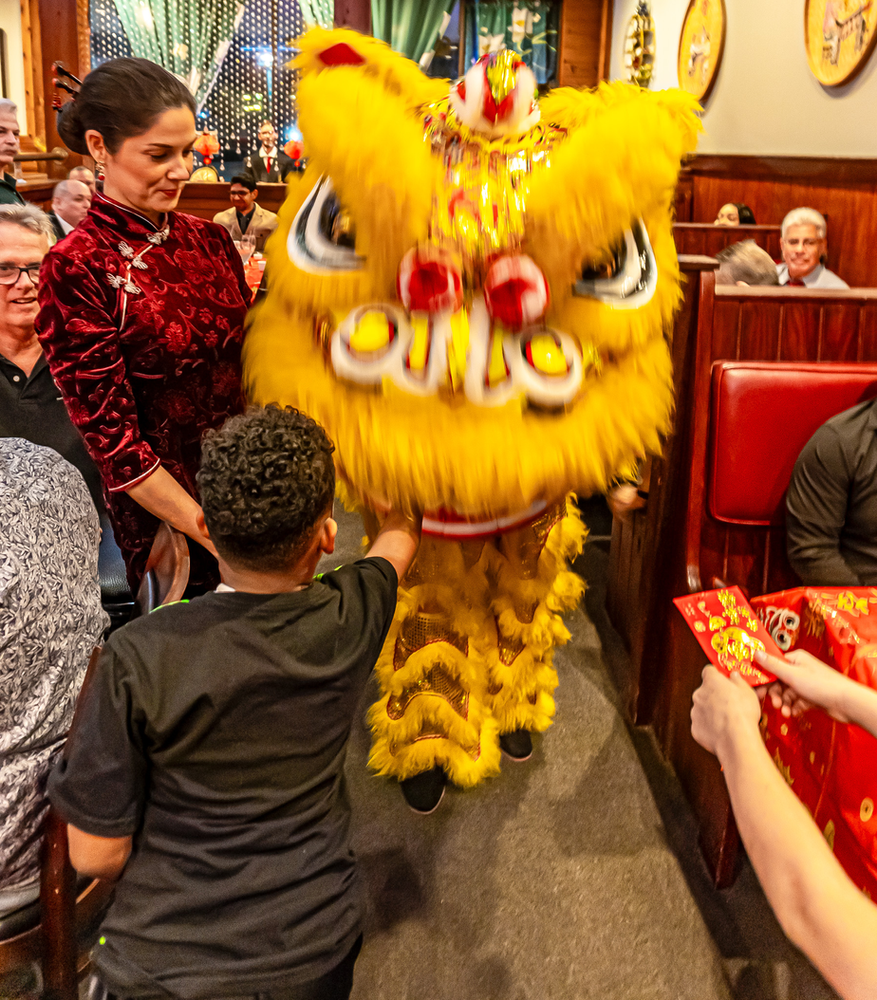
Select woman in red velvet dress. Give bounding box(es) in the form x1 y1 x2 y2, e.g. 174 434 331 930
36 59 251 590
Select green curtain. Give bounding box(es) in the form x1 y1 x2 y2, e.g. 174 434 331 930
466 0 560 84
371 0 455 63
111 0 245 110
298 0 333 28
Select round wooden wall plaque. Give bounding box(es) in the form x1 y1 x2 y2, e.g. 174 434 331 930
805 0 877 86
677 0 727 103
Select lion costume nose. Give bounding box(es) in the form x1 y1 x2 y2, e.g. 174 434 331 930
484 254 550 330
397 248 463 314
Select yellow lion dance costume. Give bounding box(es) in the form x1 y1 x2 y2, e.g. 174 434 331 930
245 29 700 801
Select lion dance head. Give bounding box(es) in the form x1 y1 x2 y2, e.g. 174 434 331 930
244 28 701 534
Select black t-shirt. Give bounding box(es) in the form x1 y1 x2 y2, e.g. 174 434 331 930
48 557 397 1000
0 353 104 510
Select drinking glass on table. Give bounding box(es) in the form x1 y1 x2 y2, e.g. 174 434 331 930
238 233 256 264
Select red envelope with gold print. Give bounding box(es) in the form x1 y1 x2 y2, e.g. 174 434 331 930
673 586 779 685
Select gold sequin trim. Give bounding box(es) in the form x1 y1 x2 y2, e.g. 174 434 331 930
497 632 526 666
386 665 469 721
824 819 836 851
530 499 567 548
393 612 468 671
388 727 480 760
862 798 874 823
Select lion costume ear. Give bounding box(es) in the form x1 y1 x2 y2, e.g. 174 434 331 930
526 83 702 287
294 28 446 288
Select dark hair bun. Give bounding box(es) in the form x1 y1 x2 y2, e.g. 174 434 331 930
57 100 89 155
57 58 196 157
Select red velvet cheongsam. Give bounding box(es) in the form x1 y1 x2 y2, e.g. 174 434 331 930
36 192 250 590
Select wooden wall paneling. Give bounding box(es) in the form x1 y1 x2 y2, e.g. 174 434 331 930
20 0 44 140
779 301 820 360
672 223 782 260
75 0 90 76
739 298 783 360
858 303 877 359
558 0 612 88
710 298 740 357
674 173 694 222
607 256 719 725
37 0 85 175
822 304 861 361
597 0 613 80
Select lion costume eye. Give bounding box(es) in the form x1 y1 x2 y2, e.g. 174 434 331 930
288 176 364 274
574 220 656 309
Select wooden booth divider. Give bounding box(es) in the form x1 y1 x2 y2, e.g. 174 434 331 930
672 223 781 261
607 269 877 884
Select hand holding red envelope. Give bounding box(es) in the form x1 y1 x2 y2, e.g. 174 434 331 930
673 586 780 685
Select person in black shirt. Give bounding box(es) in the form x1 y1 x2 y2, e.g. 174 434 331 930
786 398 877 585
49 405 421 1000
0 202 103 508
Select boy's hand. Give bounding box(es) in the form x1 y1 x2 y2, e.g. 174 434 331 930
755 649 853 723
366 506 422 581
691 665 763 758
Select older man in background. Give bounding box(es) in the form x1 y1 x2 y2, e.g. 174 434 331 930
47 178 92 241
0 100 23 207
0 203 102 507
68 164 96 193
777 207 848 289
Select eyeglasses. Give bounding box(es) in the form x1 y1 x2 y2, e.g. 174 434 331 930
0 263 40 285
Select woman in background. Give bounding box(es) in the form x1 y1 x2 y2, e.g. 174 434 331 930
36 58 251 591
714 202 757 226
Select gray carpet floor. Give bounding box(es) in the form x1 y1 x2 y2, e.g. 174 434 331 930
323 507 841 1000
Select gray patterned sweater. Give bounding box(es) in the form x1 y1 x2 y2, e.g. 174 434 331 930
0 438 108 894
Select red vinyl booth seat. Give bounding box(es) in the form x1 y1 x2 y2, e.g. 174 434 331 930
708 362 877 527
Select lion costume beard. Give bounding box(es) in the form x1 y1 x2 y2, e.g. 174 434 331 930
244 28 701 787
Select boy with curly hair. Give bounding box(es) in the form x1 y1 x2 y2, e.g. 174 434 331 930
48 405 421 1000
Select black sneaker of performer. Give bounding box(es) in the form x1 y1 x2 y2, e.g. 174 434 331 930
499 729 533 762
400 766 447 814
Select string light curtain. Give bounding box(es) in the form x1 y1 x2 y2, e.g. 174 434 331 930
109 0 245 110
465 0 560 83
371 0 456 63
91 0 304 176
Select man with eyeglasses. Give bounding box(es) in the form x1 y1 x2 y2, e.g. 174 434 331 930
777 207 849 289
0 203 102 508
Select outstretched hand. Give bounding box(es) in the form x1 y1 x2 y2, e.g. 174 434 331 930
691 666 763 758
755 649 853 724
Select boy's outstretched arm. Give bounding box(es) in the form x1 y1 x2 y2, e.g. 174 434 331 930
67 825 132 881
692 667 877 1000
366 509 422 582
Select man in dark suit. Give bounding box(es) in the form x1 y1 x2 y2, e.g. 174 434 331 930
47 178 91 241
242 121 294 184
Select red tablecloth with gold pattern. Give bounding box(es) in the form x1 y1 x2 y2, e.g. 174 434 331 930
751 588 877 898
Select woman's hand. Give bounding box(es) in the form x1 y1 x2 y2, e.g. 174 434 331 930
127 466 218 558
691 666 763 758
755 649 853 723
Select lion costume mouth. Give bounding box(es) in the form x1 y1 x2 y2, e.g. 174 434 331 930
290 176 659 412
